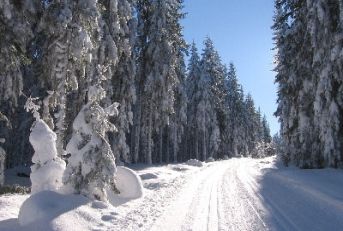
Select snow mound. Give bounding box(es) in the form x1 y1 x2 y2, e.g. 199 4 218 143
140 173 158 180
186 159 203 167
205 157 215 163
112 166 143 200
18 191 89 226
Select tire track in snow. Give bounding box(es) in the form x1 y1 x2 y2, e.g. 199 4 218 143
218 159 267 231
150 162 227 231
115 157 343 231
235 163 300 231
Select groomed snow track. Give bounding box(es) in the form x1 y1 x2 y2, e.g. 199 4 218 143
149 157 343 231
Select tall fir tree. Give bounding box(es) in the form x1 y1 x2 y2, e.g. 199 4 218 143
273 0 343 168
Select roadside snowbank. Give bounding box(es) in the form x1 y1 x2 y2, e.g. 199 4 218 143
0 161 205 231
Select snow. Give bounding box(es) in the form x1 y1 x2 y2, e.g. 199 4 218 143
1 156 343 230
18 191 88 226
107 166 143 206
112 166 143 199
29 119 57 163
29 119 65 194
151 157 343 231
205 157 215 163
185 159 203 167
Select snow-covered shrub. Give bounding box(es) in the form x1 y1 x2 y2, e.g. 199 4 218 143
139 173 158 180
272 133 289 166
223 155 229 160
63 85 119 201
186 159 203 167
251 142 276 159
25 97 66 194
205 157 215 163
0 185 30 195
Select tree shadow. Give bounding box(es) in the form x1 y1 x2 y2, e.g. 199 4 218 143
0 218 22 231
0 191 89 230
256 165 343 231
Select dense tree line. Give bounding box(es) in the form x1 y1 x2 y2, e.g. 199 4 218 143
0 0 271 170
273 0 343 168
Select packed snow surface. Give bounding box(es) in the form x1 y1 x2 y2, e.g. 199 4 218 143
1 156 343 230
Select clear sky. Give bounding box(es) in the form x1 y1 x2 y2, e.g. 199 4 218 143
181 0 279 135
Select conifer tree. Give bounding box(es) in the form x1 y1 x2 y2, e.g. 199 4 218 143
226 63 244 157
98 0 137 164
63 84 119 201
35 0 100 155
134 0 186 164
186 42 202 160
273 0 343 168
262 115 272 143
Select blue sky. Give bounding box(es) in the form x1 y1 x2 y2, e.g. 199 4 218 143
181 0 279 135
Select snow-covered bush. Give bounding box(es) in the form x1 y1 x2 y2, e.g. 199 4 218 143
25 97 66 194
223 155 229 160
205 157 215 163
63 85 119 201
272 133 289 166
186 159 203 167
251 142 276 159
0 185 30 195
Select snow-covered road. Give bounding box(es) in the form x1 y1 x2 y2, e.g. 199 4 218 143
1 156 343 231
150 157 343 231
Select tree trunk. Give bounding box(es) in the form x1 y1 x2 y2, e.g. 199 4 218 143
166 127 170 163
173 125 177 162
132 100 141 163
146 109 152 165
195 129 199 160
202 127 207 161
159 126 163 163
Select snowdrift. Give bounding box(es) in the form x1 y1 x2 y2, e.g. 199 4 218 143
108 166 143 206
115 166 143 199
18 191 89 227
186 159 203 167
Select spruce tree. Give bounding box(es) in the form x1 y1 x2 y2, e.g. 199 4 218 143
63 84 119 201
186 42 202 160
273 0 343 168
134 0 186 164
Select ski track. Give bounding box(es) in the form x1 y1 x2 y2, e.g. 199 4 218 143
142 158 343 231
